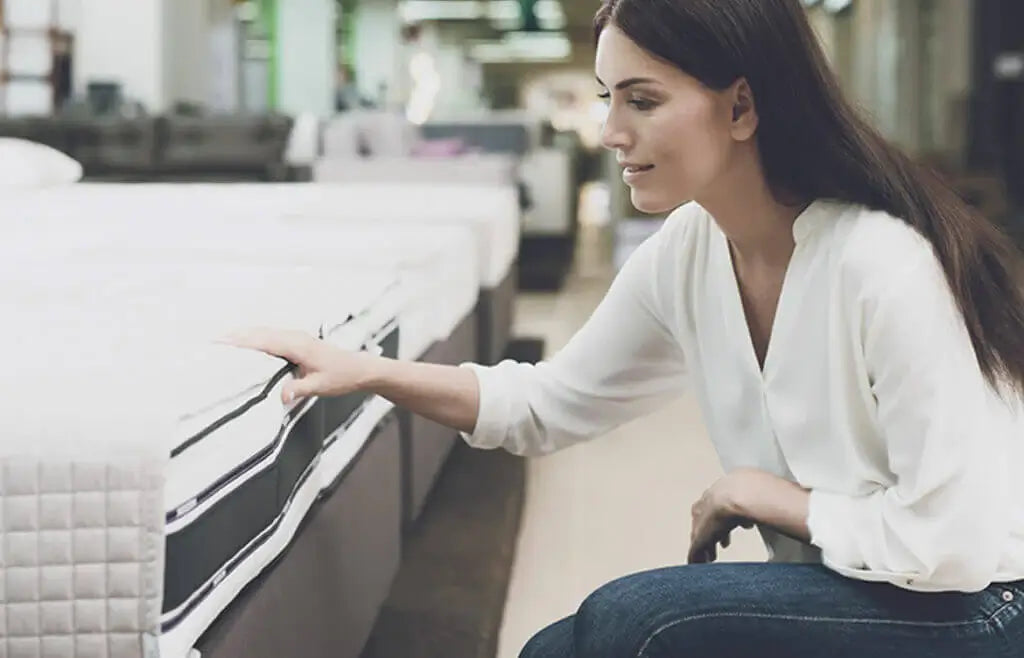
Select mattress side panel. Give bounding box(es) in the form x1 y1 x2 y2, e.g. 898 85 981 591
1 455 166 658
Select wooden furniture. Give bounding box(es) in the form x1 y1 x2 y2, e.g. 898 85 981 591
0 0 73 116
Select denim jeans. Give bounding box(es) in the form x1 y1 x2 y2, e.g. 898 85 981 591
520 563 1024 657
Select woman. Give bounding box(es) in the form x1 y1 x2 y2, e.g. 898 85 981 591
225 0 1024 655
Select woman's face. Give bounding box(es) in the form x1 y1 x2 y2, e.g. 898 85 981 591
596 25 750 214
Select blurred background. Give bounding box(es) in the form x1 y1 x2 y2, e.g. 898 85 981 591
1 0 1021 279
1 1 1022 657
2 0 1024 261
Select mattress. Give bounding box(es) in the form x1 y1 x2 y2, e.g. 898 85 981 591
1 181 520 289
61 221 479 361
0 262 403 658
3 225 475 362
6 209 501 364
312 153 520 186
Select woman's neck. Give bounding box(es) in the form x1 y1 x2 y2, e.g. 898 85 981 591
697 149 808 267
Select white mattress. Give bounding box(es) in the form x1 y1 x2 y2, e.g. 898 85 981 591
313 153 520 186
0 262 402 658
1 181 520 288
8 219 480 361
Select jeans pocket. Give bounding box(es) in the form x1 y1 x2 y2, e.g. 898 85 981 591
977 583 1023 625
983 587 1024 644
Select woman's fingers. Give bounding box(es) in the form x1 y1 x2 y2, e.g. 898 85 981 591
687 522 716 564
219 328 353 404
282 371 331 403
687 543 716 565
218 327 313 363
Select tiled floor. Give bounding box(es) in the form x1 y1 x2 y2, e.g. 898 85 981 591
496 225 767 658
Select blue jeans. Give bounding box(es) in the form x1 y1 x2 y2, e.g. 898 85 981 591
520 563 1024 657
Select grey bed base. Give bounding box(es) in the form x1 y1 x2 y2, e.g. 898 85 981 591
477 263 517 366
402 310 478 529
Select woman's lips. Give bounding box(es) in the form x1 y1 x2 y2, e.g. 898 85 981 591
623 164 654 183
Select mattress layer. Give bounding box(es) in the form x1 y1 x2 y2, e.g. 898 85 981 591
313 153 519 186
0 262 402 431
160 323 399 597
62 221 480 360
0 260 401 500
160 397 397 658
3 181 519 288
281 183 519 288
3 213 480 360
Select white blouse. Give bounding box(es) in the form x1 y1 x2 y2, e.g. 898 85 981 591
462 199 1024 593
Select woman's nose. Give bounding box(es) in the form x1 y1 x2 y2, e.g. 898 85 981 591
600 109 631 152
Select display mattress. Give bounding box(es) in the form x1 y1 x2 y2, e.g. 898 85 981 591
4 181 520 289
0 262 403 658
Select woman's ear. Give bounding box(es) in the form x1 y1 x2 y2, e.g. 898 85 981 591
729 78 758 141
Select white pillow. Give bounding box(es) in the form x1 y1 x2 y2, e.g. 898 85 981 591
0 137 83 188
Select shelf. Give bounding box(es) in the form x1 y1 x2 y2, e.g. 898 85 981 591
0 0 74 116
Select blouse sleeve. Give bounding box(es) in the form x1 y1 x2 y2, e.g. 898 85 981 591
460 217 688 457
807 250 1014 592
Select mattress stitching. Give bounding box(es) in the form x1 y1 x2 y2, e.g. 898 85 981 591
0 461 168 655
169 321 393 528
171 363 294 459
165 392 320 527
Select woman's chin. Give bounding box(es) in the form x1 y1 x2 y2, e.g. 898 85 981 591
629 189 681 216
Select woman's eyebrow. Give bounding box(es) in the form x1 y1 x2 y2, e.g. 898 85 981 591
596 76 660 90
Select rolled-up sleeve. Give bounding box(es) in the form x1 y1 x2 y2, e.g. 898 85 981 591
808 252 1013 592
460 224 688 457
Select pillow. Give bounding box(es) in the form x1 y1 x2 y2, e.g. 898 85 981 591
0 138 83 188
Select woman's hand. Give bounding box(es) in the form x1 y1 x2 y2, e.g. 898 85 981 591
220 327 377 404
688 468 812 564
687 473 754 564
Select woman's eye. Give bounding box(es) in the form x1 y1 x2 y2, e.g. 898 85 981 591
628 98 655 111
597 92 656 111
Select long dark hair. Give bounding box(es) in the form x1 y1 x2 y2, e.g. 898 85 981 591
596 0 1024 394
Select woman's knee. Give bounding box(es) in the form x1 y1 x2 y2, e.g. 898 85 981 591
525 567 717 658
574 570 677 657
